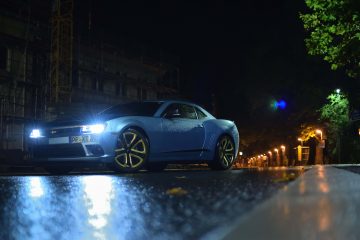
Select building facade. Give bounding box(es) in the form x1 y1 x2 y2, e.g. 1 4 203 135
0 1 180 150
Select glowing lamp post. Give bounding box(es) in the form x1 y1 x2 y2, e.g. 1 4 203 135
315 129 325 164
274 148 280 166
280 145 288 166
297 138 303 146
268 151 272 167
315 129 323 140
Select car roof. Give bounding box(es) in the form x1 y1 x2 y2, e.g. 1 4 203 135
145 100 215 119
144 99 199 106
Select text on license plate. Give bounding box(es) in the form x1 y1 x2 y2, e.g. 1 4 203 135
49 137 69 144
70 135 92 143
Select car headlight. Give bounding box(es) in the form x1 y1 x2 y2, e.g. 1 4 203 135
81 124 106 134
30 129 43 138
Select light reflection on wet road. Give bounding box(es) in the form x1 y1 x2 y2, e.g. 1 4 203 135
0 168 304 239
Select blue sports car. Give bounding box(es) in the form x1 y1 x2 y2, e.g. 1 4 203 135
28 100 239 174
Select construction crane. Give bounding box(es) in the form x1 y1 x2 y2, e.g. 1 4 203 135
49 0 73 104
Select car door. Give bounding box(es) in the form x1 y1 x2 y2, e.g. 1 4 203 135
160 103 205 160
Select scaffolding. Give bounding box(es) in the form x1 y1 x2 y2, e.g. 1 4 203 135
49 0 73 104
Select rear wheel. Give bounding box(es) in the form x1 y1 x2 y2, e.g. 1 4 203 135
113 128 149 173
209 135 235 170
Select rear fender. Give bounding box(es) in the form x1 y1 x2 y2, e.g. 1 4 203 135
201 119 239 161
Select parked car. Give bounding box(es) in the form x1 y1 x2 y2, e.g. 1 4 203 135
28 100 239 174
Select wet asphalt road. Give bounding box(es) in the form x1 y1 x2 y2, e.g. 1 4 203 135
0 167 304 240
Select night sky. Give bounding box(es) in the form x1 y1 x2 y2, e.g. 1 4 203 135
78 0 355 153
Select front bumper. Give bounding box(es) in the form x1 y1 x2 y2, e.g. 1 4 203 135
28 131 117 163
30 155 113 167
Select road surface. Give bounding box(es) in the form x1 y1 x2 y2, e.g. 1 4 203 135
0 167 304 239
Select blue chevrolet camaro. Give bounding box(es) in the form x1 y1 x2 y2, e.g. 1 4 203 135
28 100 239 174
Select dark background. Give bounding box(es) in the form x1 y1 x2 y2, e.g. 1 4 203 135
76 0 356 154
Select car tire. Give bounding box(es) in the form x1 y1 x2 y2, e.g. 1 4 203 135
209 135 235 170
113 128 149 173
146 162 167 172
45 166 72 175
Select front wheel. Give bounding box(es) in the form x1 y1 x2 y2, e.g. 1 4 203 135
112 128 149 173
209 135 235 170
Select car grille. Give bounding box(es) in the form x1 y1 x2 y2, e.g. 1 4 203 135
33 144 86 158
45 127 82 137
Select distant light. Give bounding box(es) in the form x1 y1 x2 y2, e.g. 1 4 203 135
336 89 341 94
277 100 287 109
271 99 287 110
239 151 243 156
30 129 42 138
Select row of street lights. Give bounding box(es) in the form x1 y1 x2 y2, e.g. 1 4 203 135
248 145 287 167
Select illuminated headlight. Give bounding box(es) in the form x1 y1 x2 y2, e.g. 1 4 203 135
30 129 43 138
81 124 106 134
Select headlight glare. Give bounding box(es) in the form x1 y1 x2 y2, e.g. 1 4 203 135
30 129 42 138
81 124 105 134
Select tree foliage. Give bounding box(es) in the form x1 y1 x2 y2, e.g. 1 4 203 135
300 0 360 78
320 91 350 131
319 91 350 159
299 125 319 142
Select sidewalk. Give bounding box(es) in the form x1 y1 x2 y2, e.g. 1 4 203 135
213 165 360 240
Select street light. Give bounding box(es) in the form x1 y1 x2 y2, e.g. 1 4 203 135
280 145 285 151
315 129 323 140
297 138 303 146
336 88 341 94
274 148 279 166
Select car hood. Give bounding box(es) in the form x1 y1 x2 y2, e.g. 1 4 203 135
41 114 128 128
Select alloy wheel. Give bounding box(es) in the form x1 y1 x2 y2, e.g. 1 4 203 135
114 129 148 171
218 136 235 167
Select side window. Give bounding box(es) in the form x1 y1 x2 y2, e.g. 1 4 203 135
180 104 197 119
195 107 207 119
162 104 181 118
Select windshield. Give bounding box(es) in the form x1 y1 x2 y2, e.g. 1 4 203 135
99 102 163 117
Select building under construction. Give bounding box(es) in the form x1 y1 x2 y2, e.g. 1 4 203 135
0 0 180 151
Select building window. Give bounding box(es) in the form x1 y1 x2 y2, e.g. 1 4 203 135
92 78 97 90
99 80 104 92
137 87 141 100
122 83 127 97
116 82 121 96
0 46 7 70
142 89 147 100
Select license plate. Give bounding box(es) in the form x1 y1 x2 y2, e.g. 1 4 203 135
71 136 83 143
70 135 92 143
49 137 69 144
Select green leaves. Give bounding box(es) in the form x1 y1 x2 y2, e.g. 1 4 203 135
300 0 360 78
319 90 350 159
